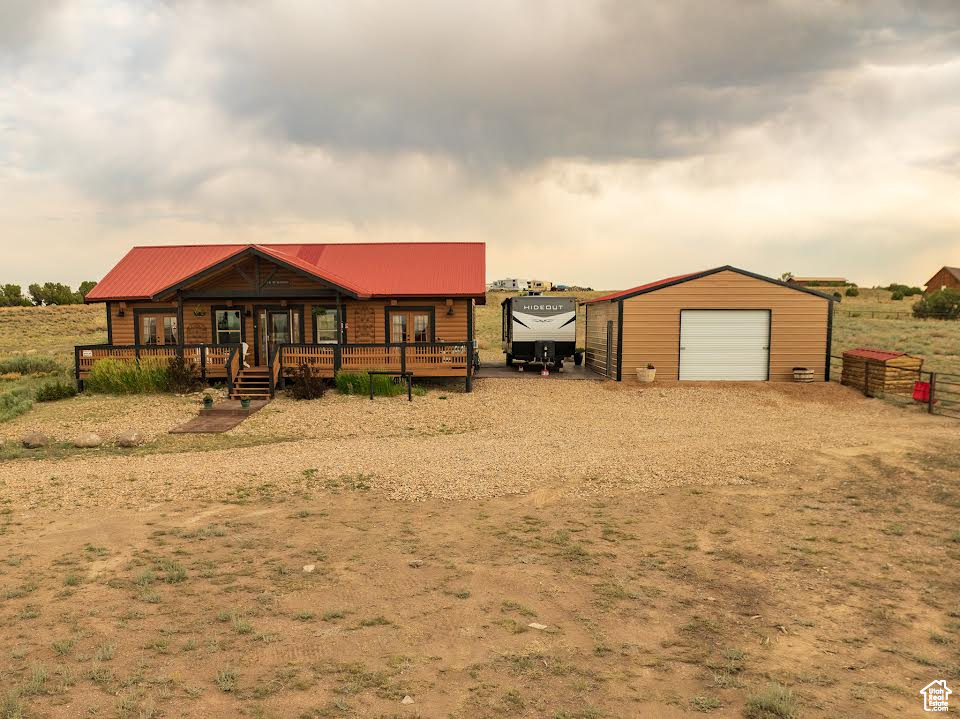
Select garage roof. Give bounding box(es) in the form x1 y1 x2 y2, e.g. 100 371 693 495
85 242 487 302
582 266 836 304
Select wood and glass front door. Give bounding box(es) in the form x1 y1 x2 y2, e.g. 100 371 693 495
387 308 432 343
138 312 178 345
257 308 301 365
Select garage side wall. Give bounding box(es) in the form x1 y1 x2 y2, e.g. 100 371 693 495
620 271 829 382
584 302 618 378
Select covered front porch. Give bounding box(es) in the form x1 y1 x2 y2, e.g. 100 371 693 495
74 341 474 397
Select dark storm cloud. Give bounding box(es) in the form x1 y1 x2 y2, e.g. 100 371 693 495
208 0 960 165
0 0 61 55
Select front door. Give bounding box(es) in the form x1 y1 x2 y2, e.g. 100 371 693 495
259 309 297 365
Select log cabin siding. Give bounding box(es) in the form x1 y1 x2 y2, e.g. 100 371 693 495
619 270 829 382
584 301 618 378
108 298 469 352
338 299 469 344
186 257 331 294
109 303 178 345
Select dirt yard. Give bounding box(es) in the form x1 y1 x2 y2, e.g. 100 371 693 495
1 379 959 718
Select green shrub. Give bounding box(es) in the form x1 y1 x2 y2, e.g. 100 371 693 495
35 380 77 402
287 363 326 400
913 288 960 319
165 356 201 394
891 289 905 301
844 286 859 297
85 358 169 394
886 283 922 297
0 387 33 423
334 372 404 397
0 355 61 376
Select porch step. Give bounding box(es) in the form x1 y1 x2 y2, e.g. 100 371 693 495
231 367 275 399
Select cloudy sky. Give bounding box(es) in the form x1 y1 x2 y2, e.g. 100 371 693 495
1 0 959 289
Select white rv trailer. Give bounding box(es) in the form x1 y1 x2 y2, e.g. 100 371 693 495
501 295 577 369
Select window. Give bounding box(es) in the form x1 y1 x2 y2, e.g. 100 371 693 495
215 309 242 344
413 313 429 343
163 316 177 344
314 307 339 343
142 316 158 345
388 309 432 343
390 313 407 343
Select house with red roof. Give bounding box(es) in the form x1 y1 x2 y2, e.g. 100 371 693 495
78 243 485 396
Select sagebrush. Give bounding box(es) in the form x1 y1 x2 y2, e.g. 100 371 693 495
35 380 77 402
0 387 33 423
0 355 61 376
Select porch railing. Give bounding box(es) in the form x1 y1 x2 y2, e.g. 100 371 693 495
279 342 470 378
75 343 242 382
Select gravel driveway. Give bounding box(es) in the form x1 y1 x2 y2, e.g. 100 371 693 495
1 379 955 509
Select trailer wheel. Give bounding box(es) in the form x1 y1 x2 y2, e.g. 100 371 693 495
506 354 514 367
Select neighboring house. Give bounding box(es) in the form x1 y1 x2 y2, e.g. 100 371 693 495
528 279 552 292
924 266 960 293
80 243 485 397
489 278 529 291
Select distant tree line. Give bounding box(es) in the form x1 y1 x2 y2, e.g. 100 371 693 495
0 281 97 307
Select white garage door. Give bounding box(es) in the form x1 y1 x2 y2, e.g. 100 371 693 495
679 310 770 380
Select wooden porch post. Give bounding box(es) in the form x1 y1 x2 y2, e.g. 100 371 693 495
334 290 342 373
176 290 185 360
466 298 474 393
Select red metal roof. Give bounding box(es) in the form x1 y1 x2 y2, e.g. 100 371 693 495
843 348 909 362
582 272 700 304
85 242 486 301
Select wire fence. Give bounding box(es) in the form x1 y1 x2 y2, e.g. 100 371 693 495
829 354 960 420
834 308 958 321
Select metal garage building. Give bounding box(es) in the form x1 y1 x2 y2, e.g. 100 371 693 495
583 266 835 382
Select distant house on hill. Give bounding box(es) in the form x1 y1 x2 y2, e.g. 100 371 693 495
786 276 848 287
924 266 960 293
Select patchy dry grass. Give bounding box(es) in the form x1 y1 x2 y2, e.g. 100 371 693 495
0 443 958 717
